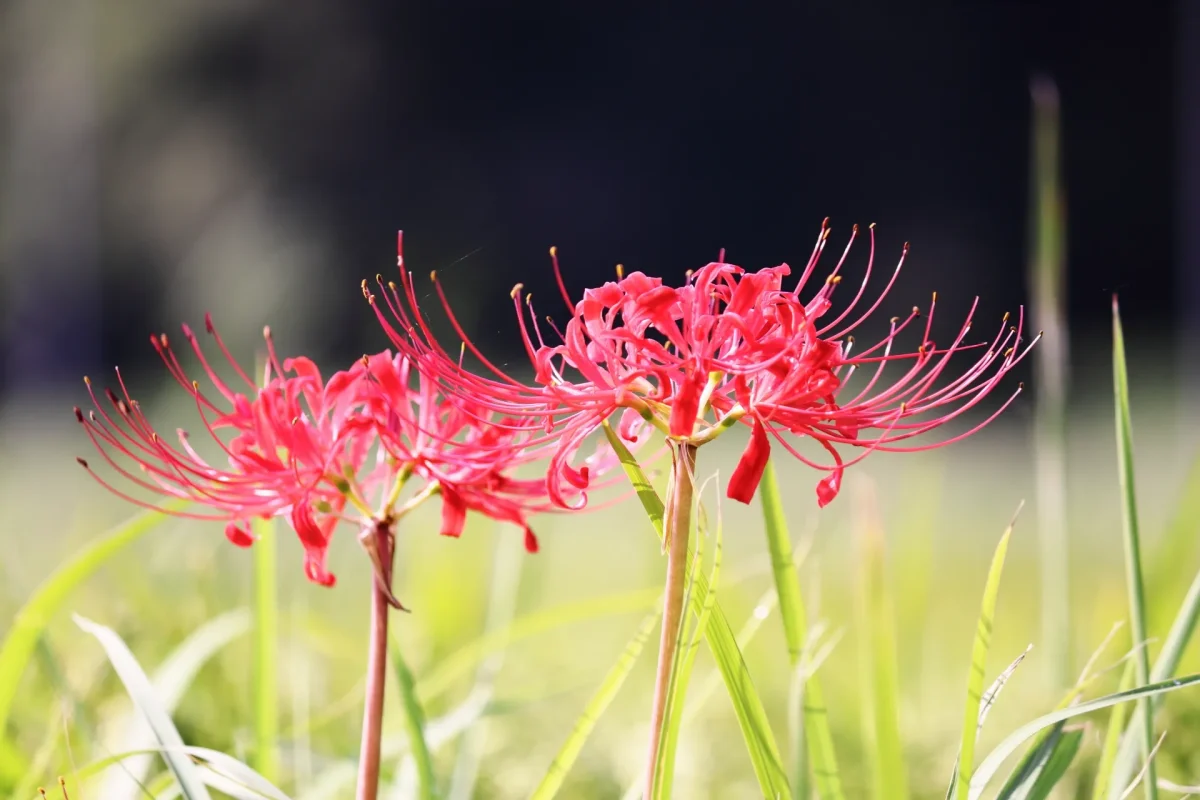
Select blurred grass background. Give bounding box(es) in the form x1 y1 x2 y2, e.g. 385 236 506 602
2 379 1198 797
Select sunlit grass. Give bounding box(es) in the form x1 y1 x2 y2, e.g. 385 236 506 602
2 367 1199 798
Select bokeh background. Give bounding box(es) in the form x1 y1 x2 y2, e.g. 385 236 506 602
2 2 1199 798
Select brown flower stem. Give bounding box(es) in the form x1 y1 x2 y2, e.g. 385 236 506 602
644 443 697 798
356 519 395 800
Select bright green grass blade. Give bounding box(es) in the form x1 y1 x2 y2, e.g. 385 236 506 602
98 609 251 799
855 484 908 800
387 634 436 800
1105 562 1200 797
686 548 790 796
603 421 665 538
995 722 1079 800
0 503 181 758
1094 659 1138 800
953 509 1020 800
759 460 806 663
653 481 723 799
531 608 661 800
74 614 213 800
251 517 280 784
968 672 1200 798
605 426 790 797
1111 296 1157 800
1019 727 1083 800
1028 75 1072 691
761 460 843 800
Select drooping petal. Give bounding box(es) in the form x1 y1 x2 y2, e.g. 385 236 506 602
816 470 842 508
727 417 771 504
224 522 256 548
440 484 467 538
523 524 540 553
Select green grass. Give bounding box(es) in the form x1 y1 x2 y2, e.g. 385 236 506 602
4 363 1200 798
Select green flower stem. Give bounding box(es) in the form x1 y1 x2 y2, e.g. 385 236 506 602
252 517 280 783
644 442 697 799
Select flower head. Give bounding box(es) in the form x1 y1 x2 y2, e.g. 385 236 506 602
76 315 609 592
75 317 369 585
369 223 1037 507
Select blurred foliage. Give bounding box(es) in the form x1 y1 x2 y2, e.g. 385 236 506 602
2 378 1199 797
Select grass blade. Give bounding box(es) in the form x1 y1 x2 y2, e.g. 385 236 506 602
79 745 291 800
759 460 808 664
99 609 251 799
1105 562 1200 796
1094 659 1138 800
1022 727 1083 799
968 672 1200 797
531 609 662 800
603 421 665 539
652 478 723 799
1112 295 1158 800
855 481 908 800
995 722 1082 800
604 427 790 797
0 503 181 761
953 506 1021 799
1028 75 1072 691
251 517 280 784
761 459 843 799
387 635 436 800
74 614 213 800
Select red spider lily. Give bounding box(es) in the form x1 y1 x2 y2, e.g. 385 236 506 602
75 317 611 589
346 349 607 553
369 224 1037 507
75 317 372 586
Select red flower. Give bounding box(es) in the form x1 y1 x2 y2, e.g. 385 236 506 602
346 350 606 553
76 317 610 589
369 223 1036 507
75 317 369 586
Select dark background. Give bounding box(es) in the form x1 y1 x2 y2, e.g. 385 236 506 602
0 1 1183 397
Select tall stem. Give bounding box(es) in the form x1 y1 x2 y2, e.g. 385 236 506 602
644 443 696 798
357 520 395 800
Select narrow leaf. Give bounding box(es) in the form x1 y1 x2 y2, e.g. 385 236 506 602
531 609 661 800
1107 522 1200 794
954 507 1021 799
99 609 251 799
855 480 908 800
387 636 437 800
609 433 791 798
1095 660 1139 800
653 479 723 799
762 459 843 799
969 673 1200 797
1112 296 1158 800
75 614 213 800
603 421 665 539
251 517 280 784
0 503 181 753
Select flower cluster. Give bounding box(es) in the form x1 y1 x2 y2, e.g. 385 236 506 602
78 219 1034 587
369 222 1036 508
75 315 601 589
